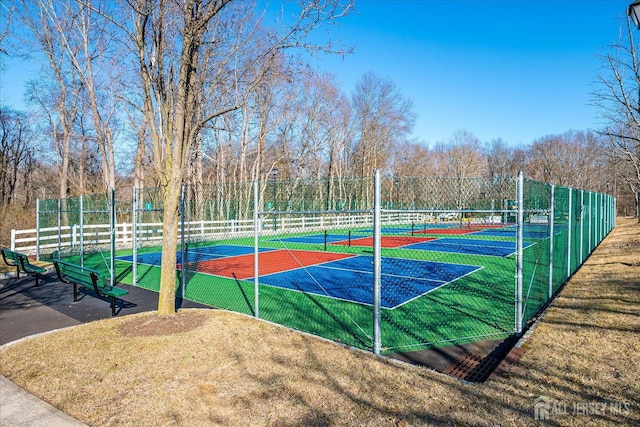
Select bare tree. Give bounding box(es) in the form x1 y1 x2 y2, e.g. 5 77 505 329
20 2 86 200
0 108 36 206
486 138 522 179
525 130 606 190
389 140 432 177
118 0 353 314
593 16 640 219
306 72 351 208
614 155 640 215
32 0 120 191
431 130 487 209
0 2 14 56
0 107 46 245
435 129 487 179
350 72 416 178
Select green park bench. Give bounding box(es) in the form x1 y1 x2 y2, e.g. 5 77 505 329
1 248 47 287
53 259 129 316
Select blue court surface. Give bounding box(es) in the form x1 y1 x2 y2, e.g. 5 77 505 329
116 244 271 266
253 255 481 309
404 238 531 257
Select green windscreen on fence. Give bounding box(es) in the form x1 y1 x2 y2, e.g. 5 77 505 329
520 179 551 325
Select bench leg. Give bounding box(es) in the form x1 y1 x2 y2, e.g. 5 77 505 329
73 283 78 302
111 297 116 316
35 273 40 287
15 266 20 277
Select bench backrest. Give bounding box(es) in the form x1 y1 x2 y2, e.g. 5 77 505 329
1 248 21 266
54 260 104 288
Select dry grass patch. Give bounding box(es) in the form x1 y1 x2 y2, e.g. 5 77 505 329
1 218 639 426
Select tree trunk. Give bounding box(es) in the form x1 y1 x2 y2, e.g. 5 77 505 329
157 177 181 314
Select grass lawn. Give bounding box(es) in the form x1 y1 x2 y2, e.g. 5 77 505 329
0 218 638 426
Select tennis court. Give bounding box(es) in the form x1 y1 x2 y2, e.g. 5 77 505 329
332 235 435 248
117 243 483 309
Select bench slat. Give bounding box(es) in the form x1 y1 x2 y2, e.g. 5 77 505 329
100 286 129 297
53 260 129 316
18 255 46 274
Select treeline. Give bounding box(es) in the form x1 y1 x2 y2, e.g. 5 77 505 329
0 101 627 231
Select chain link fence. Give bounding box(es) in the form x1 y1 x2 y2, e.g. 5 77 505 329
40 173 615 356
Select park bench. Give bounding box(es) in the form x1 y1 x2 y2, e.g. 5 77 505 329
1 248 47 287
53 259 129 316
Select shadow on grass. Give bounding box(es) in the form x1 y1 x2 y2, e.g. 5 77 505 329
290 280 371 349
232 272 254 316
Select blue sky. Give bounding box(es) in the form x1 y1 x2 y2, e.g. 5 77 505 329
0 1 632 146
305 0 631 146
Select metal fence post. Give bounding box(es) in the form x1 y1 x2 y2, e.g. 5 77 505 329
373 170 382 355
611 195 614 232
599 193 604 242
593 192 597 250
515 171 524 334
605 194 608 234
580 190 584 264
567 189 572 278
548 184 555 300
35 198 40 260
57 198 62 257
254 180 260 319
597 193 604 244
132 188 137 287
79 195 84 267
180 184 186 300
589 191 595 253
610 195 615 232
110 189 116 288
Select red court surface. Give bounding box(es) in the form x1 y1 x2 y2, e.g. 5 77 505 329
332 235 435 248
189 249 354 280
